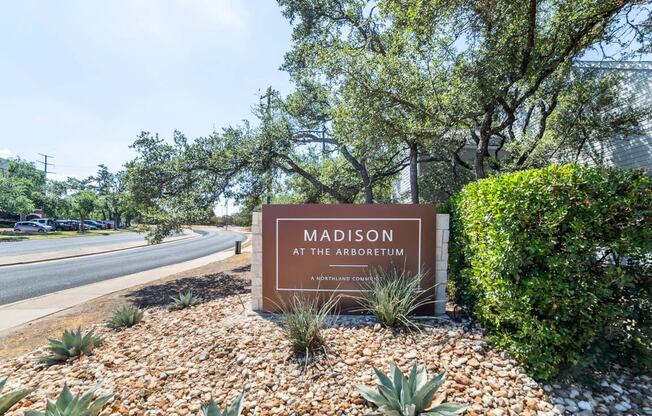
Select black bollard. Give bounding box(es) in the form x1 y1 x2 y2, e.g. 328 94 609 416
235 240 242 254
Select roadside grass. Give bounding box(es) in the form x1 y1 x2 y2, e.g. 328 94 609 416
0 229 131 242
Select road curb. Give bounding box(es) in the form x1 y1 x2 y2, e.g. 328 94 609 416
0 232 250 333
0 229 199 267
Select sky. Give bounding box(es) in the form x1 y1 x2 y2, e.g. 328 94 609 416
0 0 293 183
0 2 647 185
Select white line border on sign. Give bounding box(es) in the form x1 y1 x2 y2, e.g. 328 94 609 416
275 218 422 292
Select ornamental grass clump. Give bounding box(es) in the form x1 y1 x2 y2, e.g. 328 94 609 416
38 327 103 366
107 305 144 329
169 291 201 310
200 391 245 416
0 378 33 415
278 293 339 358
355 267 432 330
357 362 465 416
25 384 111 416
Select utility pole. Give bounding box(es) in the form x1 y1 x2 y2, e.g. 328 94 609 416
261 87 274 205
224 199 228 230
37 153 55 194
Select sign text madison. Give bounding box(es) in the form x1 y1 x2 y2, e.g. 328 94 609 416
262 204 436 312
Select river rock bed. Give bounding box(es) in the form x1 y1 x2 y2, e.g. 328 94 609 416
1 293 650 415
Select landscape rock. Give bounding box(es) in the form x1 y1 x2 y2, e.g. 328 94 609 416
0 292 649 415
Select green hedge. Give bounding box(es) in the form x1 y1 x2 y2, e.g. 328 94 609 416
450 164 651 379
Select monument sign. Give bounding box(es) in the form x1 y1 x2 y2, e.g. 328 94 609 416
259 204 437 312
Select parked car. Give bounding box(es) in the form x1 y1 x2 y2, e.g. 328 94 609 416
33 218 57 229
0 218 16 228
55 220 78 231
97 220 113 229
65 220 86 231
14 221 52 233
82 220 100 230
90 220 107 229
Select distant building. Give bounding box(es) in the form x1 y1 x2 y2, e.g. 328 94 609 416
575 61 652 172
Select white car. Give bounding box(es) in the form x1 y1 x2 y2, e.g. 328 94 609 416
14 221 53 233
33 218 57 229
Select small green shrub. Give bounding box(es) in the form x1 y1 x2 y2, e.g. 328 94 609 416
108 306 144 329
451 164 651 379
278 294 339 356
357 362 465 416
0 378 33 415
38 327 103 366
354 267 432 329
169 291 201 310
200 391 245 416
25 384 111 416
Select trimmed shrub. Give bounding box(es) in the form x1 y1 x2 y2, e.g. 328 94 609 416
450 164 651 379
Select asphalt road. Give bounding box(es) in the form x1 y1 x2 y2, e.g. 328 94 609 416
0 231 150 257
0 230 244 305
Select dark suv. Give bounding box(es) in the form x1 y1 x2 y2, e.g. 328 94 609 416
55 220 78 231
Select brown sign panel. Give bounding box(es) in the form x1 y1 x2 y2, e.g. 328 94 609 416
262 204 436 313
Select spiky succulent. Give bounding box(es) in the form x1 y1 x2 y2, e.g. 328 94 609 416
200 391 245 416
357 362 466 416
107 305 144 329
24 384 111 416
0 378 33 415
37 327 103 366
169 291 201 310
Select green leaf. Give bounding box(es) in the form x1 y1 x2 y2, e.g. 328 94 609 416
356 385 386 406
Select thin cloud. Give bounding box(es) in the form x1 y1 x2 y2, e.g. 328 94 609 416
0 148 13 158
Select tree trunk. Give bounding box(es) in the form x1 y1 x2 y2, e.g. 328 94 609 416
79 214 84 233
409 142 419 204
363 181 374 203
475 111 493 179
474 136 488 179
339 144 373 203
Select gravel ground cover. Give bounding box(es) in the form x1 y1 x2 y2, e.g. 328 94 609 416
1 279 650 415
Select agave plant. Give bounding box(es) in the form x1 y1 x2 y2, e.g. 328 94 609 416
25 384 111 416
200 391 245 416
169 291 201 310
357 362 465 416
37 327 103 366
0 378 33 415
107 305 144 329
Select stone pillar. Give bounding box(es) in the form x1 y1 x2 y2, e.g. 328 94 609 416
251 212 263 311
434 213 450 315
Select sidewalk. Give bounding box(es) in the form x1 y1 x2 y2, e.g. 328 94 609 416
0 229 198 266
0 235 251 333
